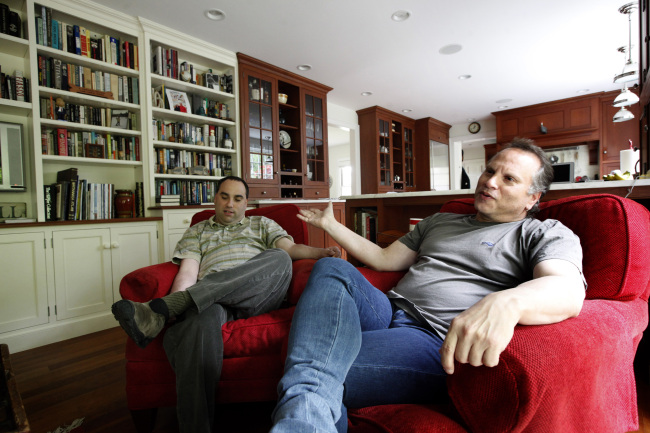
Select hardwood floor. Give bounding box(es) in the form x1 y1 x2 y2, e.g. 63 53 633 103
6 326 650 433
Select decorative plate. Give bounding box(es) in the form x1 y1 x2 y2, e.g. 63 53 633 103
280 130 291 149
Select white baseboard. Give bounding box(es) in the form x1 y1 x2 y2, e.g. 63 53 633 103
1 312 119 353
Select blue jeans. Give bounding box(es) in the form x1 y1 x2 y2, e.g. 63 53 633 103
271 258 448 433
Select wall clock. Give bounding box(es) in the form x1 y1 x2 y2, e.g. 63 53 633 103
279 130 291 149
468 122 481 134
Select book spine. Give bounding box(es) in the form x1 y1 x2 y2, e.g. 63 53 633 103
56 128 68 156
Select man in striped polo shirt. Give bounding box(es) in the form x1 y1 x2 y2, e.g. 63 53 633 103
112 175 340 433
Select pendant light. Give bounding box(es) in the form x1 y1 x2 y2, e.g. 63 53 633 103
613 3 639 84
613 106 635 122
613 84 640 107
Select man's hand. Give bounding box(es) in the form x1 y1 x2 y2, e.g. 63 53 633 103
322 246 341 258
440 291 519 375
297 201 335 231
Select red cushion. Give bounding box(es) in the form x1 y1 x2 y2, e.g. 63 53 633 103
348 405 467 433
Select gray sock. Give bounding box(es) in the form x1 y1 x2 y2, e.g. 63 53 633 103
160 290 193 318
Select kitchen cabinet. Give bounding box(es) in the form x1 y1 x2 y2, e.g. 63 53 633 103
600 91 640 176
238 54 332 199
357 106 417 193
414 117 451 191
161 208 202 261
0 221 159 351
0 232 49 334
493 94 600 149
53 223 158 320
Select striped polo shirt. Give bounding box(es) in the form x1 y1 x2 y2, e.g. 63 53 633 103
172 215 292 281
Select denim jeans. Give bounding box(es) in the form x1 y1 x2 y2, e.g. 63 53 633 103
163 248 292 433
271 257 448 433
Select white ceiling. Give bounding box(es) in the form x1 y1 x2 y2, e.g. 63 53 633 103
91 0 639 127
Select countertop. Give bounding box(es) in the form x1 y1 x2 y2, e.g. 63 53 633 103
340 179 650 200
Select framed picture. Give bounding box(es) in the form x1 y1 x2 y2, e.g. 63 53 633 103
86 143 105 159
110 110 129 129
165 89 190 113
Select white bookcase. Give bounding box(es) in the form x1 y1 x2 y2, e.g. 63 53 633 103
0 0 240 351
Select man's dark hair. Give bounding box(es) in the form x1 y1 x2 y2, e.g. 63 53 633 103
491 138 553 216
216 175 249 199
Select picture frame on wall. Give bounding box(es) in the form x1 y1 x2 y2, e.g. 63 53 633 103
165 89 190 113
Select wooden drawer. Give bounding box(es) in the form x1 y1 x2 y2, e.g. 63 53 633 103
304 187 329 198
166 210 201 230
249 186 280 199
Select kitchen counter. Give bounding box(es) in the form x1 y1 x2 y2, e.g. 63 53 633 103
341 179 650 200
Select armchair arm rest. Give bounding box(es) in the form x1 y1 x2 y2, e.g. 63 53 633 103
119 262 179 302
448 298 648 433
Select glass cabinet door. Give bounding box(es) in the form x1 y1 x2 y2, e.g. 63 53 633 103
404 126 415 188
305 94 326 183
247 75 275 181
379 119 391 186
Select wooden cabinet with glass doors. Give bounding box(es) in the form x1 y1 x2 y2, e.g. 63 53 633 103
238 54 332 199
357 106 416 194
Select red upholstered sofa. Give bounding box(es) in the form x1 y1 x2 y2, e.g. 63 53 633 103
119 195 650 432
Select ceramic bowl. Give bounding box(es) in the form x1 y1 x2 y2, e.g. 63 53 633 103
278 93 288 104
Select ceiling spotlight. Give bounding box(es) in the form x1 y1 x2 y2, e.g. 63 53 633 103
613 85 640 107
361 91 373 96
402 109 412 113
576 89 590 94
391 10 411 22
439 44 462 55
204 9 226 21
498 105 509 109
613 106 635 122
296 64 312 71
458 75 472 80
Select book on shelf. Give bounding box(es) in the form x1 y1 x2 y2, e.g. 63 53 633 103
0 3 8 34
355 208 378 243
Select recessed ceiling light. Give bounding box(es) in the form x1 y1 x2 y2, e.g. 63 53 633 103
467 118 476 122
498 105 509 109
495 98 512 104
439 44 463 55
577 89 590 94
204 9 226 21
361 91 373 96
458 75 472 80
402 109 412 113
296 64 312 71
391 10 411 22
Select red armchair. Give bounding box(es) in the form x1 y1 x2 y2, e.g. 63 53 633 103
119 195 650 433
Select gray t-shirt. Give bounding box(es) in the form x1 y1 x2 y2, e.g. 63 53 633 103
387 212 584 338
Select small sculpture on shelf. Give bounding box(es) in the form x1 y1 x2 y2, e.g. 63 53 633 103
55 97 66 121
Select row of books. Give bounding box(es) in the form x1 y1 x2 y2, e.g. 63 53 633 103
152 84 231 120
42 128 141 161
0 68 30 102
36 5 138 70
38 55 140 104
151 45 232 93
0 3 21 37
152 120 230 147
355 208 378 243
40 97 137 130
154 149 232 176
155 179 230 206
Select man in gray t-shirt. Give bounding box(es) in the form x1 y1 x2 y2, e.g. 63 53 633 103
271 139 586 433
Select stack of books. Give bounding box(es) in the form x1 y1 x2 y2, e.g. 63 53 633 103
159 194 180 206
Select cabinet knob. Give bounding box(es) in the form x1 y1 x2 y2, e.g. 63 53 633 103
315 191 320 195
603 150 607 154
183 218 191 224
103 243 111 249
112 242 119 249
261 191 267 194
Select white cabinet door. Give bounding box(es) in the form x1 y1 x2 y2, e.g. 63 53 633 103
110 224 158 301
163 209 202 261
0 232 49 334
52 229 113 320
